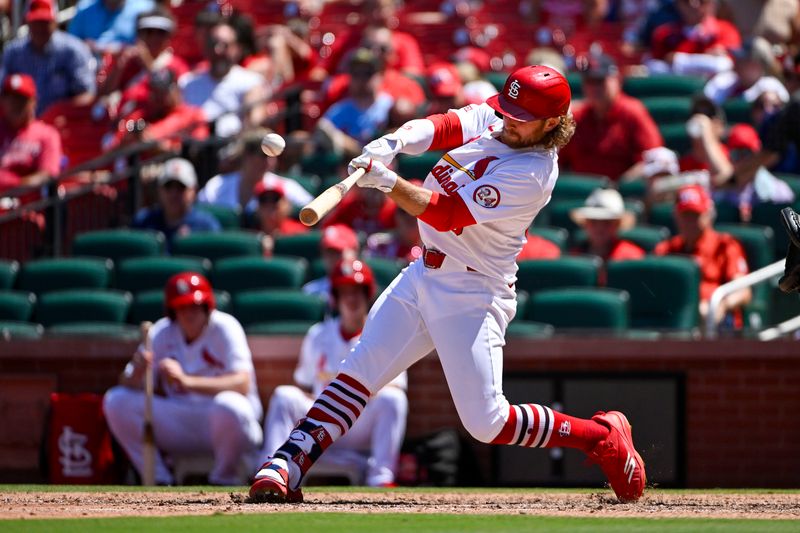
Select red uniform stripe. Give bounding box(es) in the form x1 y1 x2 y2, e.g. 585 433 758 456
336 373 371 399
427 112 464 151
491 405 518 445
307 406 346 434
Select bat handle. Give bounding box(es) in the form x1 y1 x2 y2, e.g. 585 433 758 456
299 168 366 226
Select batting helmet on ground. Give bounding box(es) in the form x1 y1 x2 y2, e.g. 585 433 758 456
486 65 571 121
164 272 216 318
330 259 376 300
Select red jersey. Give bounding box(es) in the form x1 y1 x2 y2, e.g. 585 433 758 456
573 239 645 285
318 29 424 76
559 94 662 181
278 218 309 236
517 234 562 261
323 192 397 235
322 69 425 111
654 229 748 302
0 119 62 189
651 17 741 60
110 104 208 151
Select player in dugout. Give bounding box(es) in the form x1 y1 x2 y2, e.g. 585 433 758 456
250 65 646 503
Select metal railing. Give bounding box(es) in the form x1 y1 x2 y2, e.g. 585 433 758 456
705 259 787 338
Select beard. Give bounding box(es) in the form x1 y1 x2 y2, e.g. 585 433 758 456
498 128 543 149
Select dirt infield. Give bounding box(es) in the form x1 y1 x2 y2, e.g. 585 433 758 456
2 489 800 520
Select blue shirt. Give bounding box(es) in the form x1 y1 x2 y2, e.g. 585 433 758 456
68 0 155 47
131 206 221 253
0 31 96 115
323 93 393 145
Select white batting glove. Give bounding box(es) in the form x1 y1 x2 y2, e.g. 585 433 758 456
349 155 398 193
360 134 404 167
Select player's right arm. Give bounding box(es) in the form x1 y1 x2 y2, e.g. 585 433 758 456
359 104 499 165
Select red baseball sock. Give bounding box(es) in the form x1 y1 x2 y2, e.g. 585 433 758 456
492 404 609 453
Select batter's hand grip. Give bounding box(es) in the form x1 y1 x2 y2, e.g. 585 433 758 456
299 168 366 226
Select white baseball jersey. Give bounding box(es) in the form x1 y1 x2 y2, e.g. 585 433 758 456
294 317 407 397
420 103 559 284
139 310 262 417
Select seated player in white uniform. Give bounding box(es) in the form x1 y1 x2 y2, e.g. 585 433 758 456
104 272 262 485
259 258 407 488
250 66 646 504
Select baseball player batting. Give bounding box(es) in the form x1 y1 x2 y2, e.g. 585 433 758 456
250 65 646 503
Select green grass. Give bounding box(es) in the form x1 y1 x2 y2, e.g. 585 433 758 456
2 514 799 532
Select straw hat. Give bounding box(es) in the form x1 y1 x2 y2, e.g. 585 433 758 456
570 189 635 229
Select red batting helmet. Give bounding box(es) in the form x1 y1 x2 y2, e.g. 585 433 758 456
330 259 376 300
164 272 215 318
486 65 571 122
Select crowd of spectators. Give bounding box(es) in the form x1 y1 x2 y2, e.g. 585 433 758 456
2 0 800 332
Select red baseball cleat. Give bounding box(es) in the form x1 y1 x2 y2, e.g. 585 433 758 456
587 411 646 502
249 460 303 503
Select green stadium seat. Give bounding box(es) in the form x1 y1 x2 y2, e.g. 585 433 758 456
622 75 705 98
246 320 317 336
516 256 601 294
722 98 752 125
233 290 326 327
715 223 775 327
397 151 444 180
212 256 308 293
0 260 19 289
0 291 36 321
284 174 322 196
0 321 44 339
618 180 647 199
172 231 264 262
552 174 611 202
524 288 630 331
128 290 231 324
619 225 671 253
17 257 113 295
307 258 327 282
47 322 141 340
485 71 506 91
71 229 165 262
116 256 211 293
641 96 692 125
566 71 583 100
506 320 555 338
274 232 323 262
607 257 700 330
362 257 402 287
659 123 692 155
196 204 242 230
301 152 343 178
528 226 569 252
750 202 800 258
35 289 132 327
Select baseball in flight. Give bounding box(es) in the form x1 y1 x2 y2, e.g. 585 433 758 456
261 133 286 157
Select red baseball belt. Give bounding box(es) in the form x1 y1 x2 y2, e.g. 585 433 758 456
422 246 477 272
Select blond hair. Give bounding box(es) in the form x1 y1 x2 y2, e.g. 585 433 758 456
538 114 576 151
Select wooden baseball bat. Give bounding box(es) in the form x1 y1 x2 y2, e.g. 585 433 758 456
299 168 366 226
140 321 156 486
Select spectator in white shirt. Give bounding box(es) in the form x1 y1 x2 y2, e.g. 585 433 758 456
704 37 790 105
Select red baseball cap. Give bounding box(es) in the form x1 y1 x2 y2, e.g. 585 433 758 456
321 224 358 252
427 62 462 97
727 124 761 152
675 185 713 214
486 65 571 122
253 175 285 200
26 0 56 22
2 74 36 99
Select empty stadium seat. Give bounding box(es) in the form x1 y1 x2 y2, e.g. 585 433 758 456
619 225 672 253
641 96 692 125
506 320 555 338
72 229 165 262
516 256 601 294
245 320 318 336
17 258 113 295
524 288 630 331
622 75 705 98
196 204 243 230
35 290 132 327
362 258 403 287
618 180 647 199
0 321 44 339
659 123 692 155
233 290 326 327
116 256 212 293
47 322 141 340
528 226 569 252
212 256 308 293
552 174 611 201
0 291 36 321
750 202 800 258
172 231 265 262
273 232 323 262
128 290 231 324
397 151 444 180
0 260 19 289
301 152 343 178
722 98 751 125
607 257 700 330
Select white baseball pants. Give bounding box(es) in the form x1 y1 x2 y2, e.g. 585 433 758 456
103 387 262 485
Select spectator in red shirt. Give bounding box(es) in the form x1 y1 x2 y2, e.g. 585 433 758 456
365 193 423 264
324 186 397 236
559 53 663 181
654 184 751 326
517 233 562 260
108 68 208 153
570 188 645 283
649 0 741 76
254 174 307 256
0 74 62 192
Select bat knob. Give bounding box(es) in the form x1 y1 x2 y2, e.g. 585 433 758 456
299 207 319 226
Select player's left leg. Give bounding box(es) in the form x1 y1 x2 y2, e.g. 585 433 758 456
207 391 263 485
422 272 645 502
